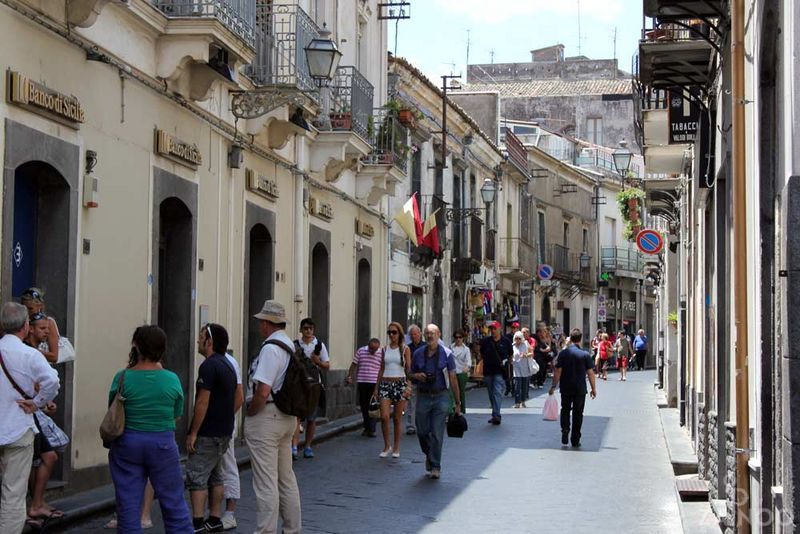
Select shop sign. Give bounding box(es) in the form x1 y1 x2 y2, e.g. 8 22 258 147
309 197 333 220
246 168 279 200
356 219 375 239
622 301 637 312
668 88 700 144
7 70 85 127
154 129 202 168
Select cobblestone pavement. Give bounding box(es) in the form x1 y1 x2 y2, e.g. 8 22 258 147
66 370 682 534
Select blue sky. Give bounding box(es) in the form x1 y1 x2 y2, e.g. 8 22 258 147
387 0 643 83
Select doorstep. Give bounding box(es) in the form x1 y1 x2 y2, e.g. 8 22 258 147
28 414 363 532
658 405 699 475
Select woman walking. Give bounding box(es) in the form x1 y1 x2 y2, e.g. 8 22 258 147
107 326 192 533
511 332 533 408
615 331 632 381
532 327 551 389
449 331 471 413
374 322 411 458
598 333 613 380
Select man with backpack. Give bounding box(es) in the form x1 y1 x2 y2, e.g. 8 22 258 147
245 300 302 534
291 318 329 459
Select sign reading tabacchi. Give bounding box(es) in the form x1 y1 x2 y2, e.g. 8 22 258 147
7 70 85 126
155 129 202 167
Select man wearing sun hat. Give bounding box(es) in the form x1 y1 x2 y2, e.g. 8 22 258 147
244 300 301 534
479 321 512 425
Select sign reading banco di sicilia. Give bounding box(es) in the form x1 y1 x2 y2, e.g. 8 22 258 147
7 70 85 127
154 129 202 168
246 168 279 200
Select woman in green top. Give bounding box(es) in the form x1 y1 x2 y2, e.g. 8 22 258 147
107 325 192 533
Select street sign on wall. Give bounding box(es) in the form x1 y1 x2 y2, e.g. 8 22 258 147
636 229 664 255
668 88 700 144
537 264 554 280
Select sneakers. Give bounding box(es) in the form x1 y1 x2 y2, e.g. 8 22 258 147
291 446 298 461
303 447 314 458
204 519 224 533
221 514 237 531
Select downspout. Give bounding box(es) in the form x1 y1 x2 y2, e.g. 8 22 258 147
731 0 751 531
294 136 307 330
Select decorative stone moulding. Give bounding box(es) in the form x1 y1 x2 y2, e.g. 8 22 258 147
66 0 111 28
309 131 372 183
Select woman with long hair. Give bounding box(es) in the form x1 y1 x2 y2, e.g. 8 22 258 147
374 322 411 458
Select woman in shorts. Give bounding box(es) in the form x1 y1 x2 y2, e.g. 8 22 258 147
374 322 411 458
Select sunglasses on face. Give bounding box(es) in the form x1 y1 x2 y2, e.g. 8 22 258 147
454 336 463 339
387 330 399 335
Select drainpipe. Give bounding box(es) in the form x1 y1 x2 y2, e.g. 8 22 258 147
294 136 307 329
731 0 751 531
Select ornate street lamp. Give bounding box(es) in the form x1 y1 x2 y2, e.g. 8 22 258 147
445 178 497 221
305 24 342 86
612 139 633 180
480 177 496 204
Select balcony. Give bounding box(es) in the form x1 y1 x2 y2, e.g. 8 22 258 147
355 109 409 205
309 66 374 182
601 247 647 276
150 0 258 101
638 18 717 91
545 244 594 295
643 0 726 20
498 238 536 281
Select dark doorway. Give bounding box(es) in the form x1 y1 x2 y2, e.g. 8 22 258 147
310 243 330 343
246 224 274 369
432 275 443 328
583 308 591 350
11 161 72 479
451 289 462 337
562 308 571 334
355 258 371 348
541 297 552 325
157 197 193 451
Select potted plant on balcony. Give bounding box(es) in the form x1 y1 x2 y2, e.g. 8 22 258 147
667 311 678 328
329 105 352 130
616 187 646 220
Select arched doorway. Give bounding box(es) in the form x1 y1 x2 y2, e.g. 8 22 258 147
355 258 371 348
11 160 72 479
246 224 274 369
451 289 462 338
310 242 330 343
157 197 193 450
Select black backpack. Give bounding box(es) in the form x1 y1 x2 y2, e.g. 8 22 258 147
263 339 322 418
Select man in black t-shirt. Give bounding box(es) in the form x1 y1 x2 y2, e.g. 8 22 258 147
550 328 597 448
186 323 237 533
480 321 512 425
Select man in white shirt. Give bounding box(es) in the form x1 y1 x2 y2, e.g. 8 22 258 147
220 351 243 531
0 302 59 533
291 318 329 459
244 300 300 534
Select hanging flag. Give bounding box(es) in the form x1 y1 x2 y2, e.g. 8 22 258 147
421 208 440 255
393 193 423 246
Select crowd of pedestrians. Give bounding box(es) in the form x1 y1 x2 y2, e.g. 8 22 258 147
0 281 649 533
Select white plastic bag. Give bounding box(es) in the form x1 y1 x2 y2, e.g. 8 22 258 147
543 393 559 421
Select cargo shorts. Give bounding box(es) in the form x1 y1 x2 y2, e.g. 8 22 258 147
185 436 229 491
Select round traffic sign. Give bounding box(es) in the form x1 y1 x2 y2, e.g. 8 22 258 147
636 229 664 255
537 264 554 280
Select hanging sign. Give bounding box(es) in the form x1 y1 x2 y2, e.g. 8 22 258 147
668 88 700 144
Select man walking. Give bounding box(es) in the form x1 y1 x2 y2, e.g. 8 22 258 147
633 329 648 371
291 318 329 459
409 324 460 479
549 328 597 448
245 300 301 534
346 338 382 437
405 325 424 435
480 321 512 425
186 323 238 533
0 302 59 533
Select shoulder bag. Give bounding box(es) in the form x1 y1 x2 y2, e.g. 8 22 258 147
99 370 127 447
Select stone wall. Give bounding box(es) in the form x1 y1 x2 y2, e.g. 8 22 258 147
322 370 359 420
467 59 625 83
724 422 737 534
709 411 719 500
698 403 708 480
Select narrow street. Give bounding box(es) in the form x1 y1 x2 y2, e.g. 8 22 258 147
70 370 683 534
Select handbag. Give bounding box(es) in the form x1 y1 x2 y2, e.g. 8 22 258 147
367 395 380 419
34 411 69 451
526 357 540 376
99 370 127 447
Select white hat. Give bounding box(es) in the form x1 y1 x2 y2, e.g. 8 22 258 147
253 300 287 324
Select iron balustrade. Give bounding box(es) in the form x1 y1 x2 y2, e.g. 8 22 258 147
364 108 409 173
547 244 571 274
246 2 319 94
152 0 256 47
498 238 537 274
601 246 646 272
328 66 374 141
469 214 483 262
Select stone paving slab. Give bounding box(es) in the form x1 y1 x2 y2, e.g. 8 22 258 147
66 370 686 533
659 407 699 475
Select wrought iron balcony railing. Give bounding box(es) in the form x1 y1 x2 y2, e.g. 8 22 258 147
327 66 374 141
363 108 409 173
246 2 319 93
601 246 646 273
547 244 570 274
152 0 256 47
499 238 537 274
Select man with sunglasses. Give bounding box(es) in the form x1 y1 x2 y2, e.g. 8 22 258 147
186 323 238 533
291 318 329 459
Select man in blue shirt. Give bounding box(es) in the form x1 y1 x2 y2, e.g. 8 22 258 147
410 324 461 480
549 328 597 448
633 329 648 371
480 321 512 425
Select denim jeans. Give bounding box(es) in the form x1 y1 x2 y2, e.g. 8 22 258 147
514 376 530 404
415 391 450 470
109 429 192 534
483 373 505 419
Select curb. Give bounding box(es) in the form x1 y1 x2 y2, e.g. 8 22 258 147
37 414 362 531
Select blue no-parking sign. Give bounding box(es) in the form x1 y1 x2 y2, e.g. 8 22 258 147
537 263 554 280
636 229 664 255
